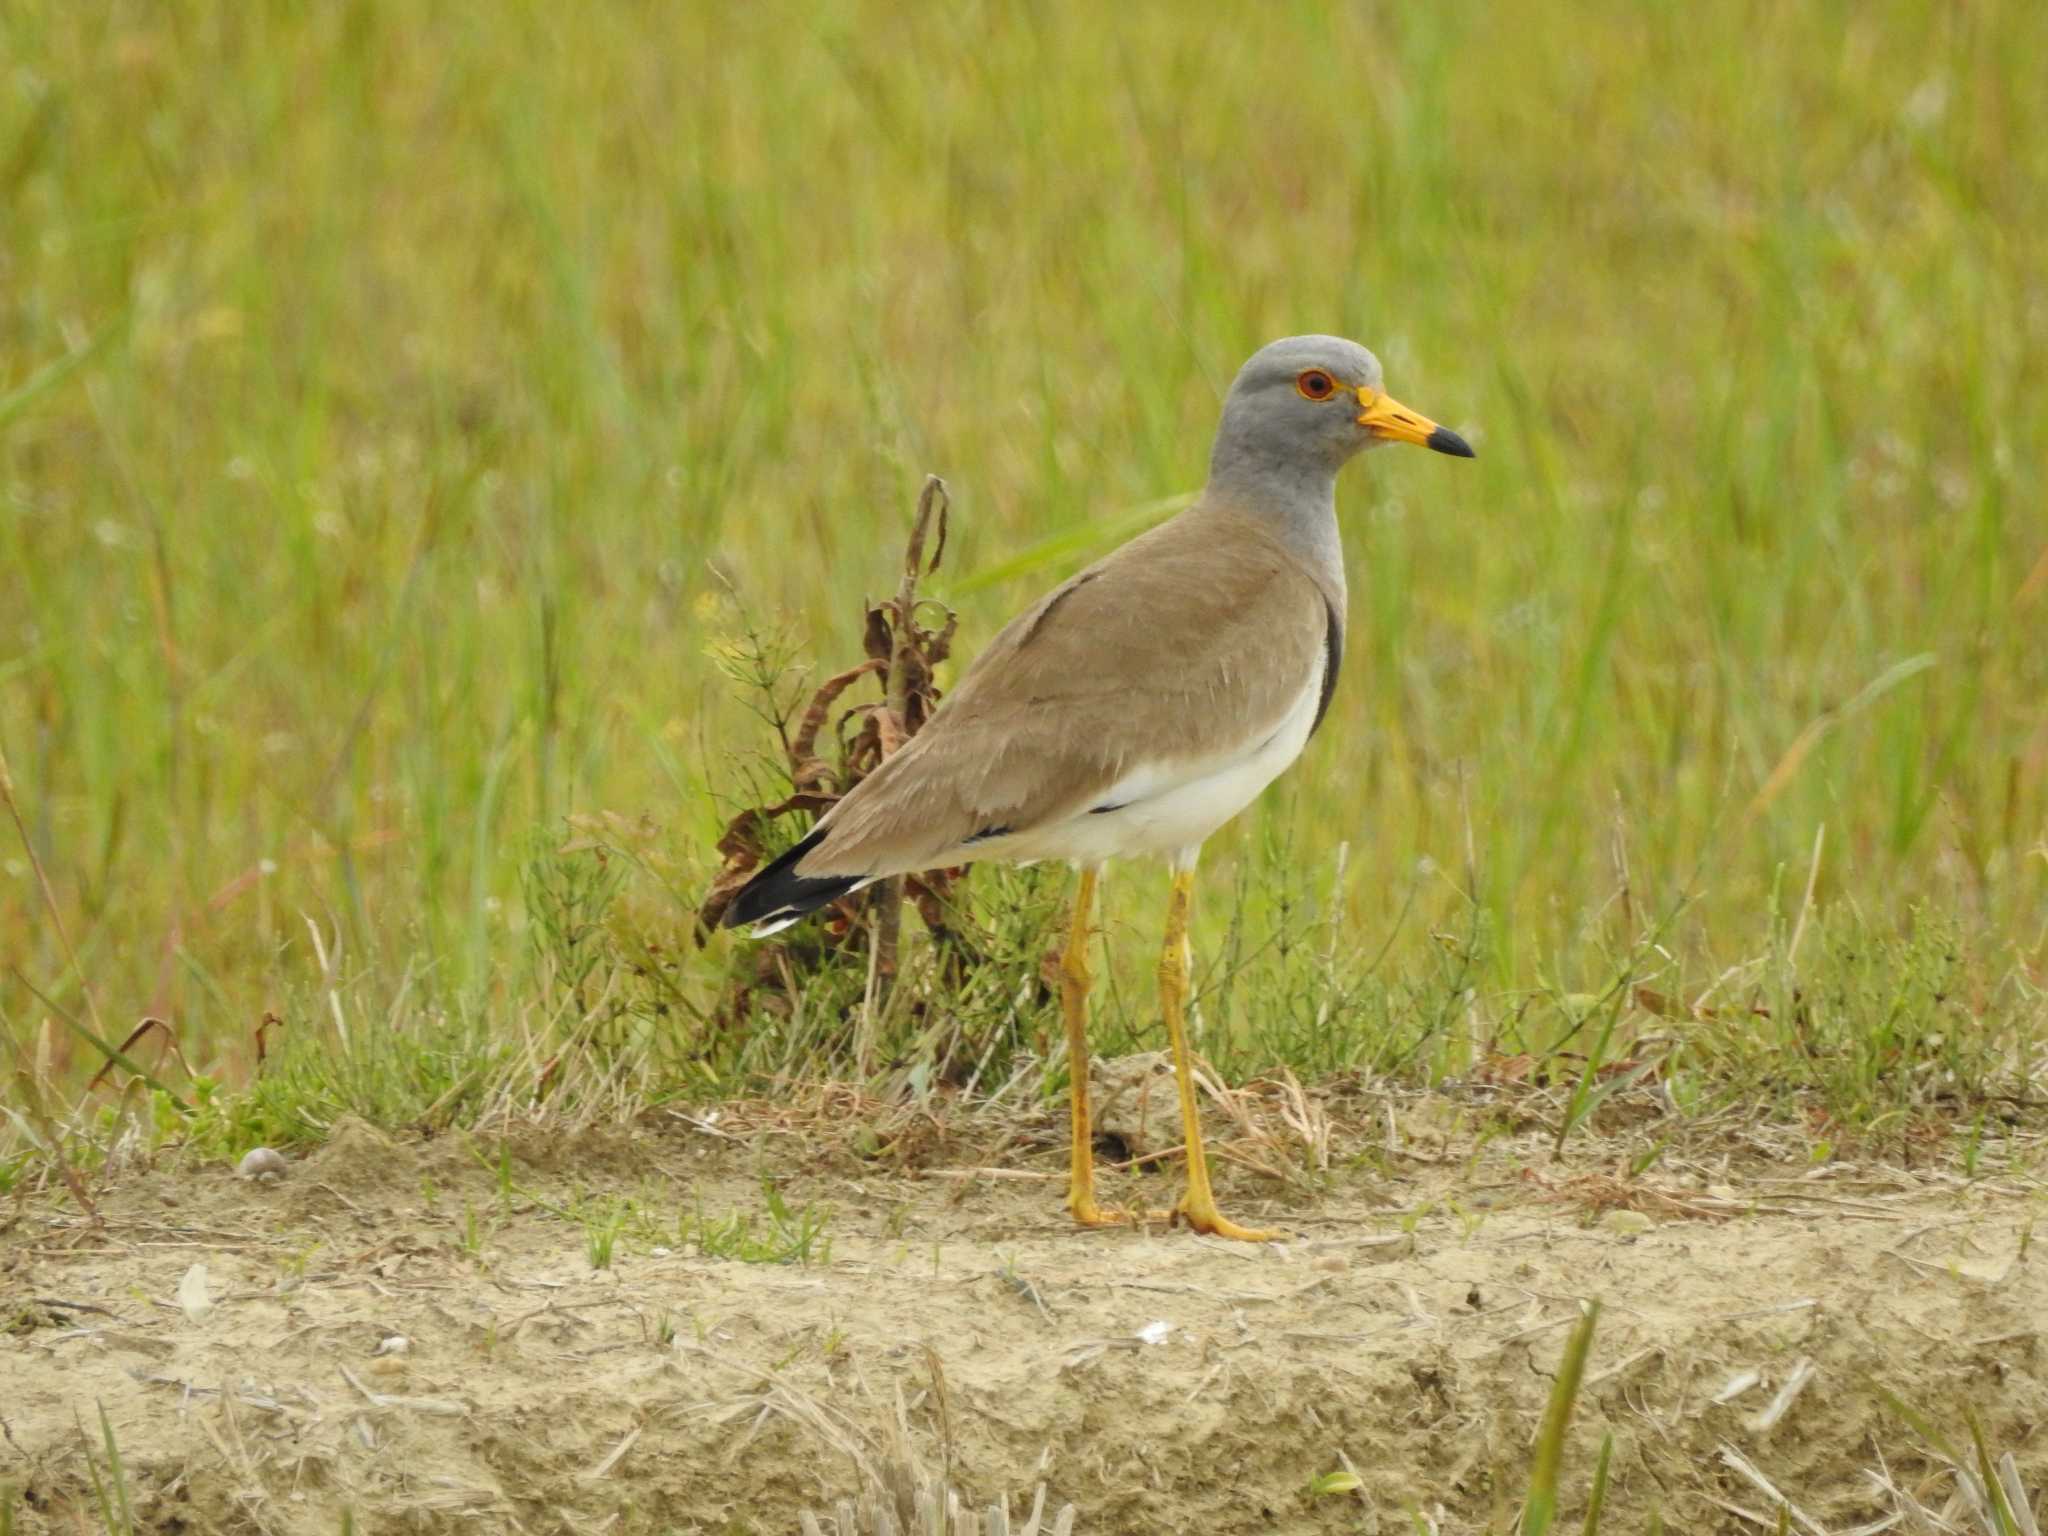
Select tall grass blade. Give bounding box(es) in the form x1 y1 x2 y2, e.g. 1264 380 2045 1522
945 494 1194 594
1521 1300 1600 1536
1578 1432 1612 1535
0 313 127 432
1873 1383 1962 1464
1969 1412 2022 1536
97 1402 135 1535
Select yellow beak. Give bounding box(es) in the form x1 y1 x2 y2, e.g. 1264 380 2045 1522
1357 387 1476 457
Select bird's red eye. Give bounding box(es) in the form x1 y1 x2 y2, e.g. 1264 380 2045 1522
1296 370 1337 401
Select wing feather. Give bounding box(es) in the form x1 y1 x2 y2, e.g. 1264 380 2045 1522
794 501 1335 880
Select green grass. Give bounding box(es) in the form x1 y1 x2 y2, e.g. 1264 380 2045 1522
1522 1302 1602 1536
80 1403 134 1536
2 3 2045 1143
478 1164 832 1272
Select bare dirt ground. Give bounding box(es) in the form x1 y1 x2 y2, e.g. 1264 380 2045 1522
4 1088 2044 1535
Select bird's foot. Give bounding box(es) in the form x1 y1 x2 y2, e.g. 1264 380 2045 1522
1174 1193 1280 1242
1069 1197 1169 1229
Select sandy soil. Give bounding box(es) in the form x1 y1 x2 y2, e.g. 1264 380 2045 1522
3 1094 2043 1534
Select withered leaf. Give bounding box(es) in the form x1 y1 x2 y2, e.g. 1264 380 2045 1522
862 604 892 663
791 658 885 768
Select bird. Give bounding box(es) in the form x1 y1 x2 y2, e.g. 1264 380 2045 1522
723 335 1475 1240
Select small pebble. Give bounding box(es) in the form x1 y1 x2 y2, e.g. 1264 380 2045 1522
373 1335 411 1357
238 1147 289 1182
176 1262 213 1323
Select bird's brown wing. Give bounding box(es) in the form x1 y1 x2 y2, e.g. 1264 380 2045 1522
795 501 1334 879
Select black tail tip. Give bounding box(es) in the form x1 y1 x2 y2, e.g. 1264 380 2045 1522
722 828 862 933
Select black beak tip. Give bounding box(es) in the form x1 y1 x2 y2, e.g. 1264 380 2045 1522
1426 425 1476 459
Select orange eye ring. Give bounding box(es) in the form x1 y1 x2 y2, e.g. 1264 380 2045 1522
1296 370 1338 401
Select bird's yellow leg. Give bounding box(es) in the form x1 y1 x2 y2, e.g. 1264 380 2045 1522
1061 866 1121 1227
1159 868 1277 1241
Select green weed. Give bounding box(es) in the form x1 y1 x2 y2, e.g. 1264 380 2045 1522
583 1197 626 1270
79 1402 134 1536
686 1181 831 1267
1521 1301 1600 1536
1 2 2043 1168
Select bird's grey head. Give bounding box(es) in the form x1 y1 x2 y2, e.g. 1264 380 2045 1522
1207 334 1474 501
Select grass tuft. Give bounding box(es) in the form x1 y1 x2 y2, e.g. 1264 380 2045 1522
1 1 2042 1142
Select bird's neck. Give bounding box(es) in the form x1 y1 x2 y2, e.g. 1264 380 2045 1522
1200 455 1347 610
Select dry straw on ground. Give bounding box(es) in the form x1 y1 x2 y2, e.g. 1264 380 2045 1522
5 1097 2045 1533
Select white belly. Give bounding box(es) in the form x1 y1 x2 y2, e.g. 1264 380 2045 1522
1004 659 1324 868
